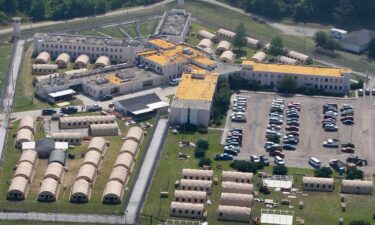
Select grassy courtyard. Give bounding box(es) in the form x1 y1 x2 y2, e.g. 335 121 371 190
0 43 12 94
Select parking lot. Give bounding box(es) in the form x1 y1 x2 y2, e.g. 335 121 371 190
223 91 375 174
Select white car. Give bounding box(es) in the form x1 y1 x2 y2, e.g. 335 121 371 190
250 155 260 163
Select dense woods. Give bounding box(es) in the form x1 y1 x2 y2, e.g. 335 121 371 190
0 0 161 24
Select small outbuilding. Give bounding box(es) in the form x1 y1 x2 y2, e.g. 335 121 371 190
89 123 119 137
19 116 35 134
70 179 91 203
120 139 139 157
87 137 107 153
174 190 207 204
217 28 236 41
109 166 129 185
250 51 267 63
125 127 144 143
50 132 82 145
48 149 67 166
37 178 59 202
74 54 90 69
7 176 30 200
114 152 134 171
95 56 110 68
180 179 212 193
59 115 116 129
222 171 253 184
302 177 334 192
32 64 58 75
219 193 253 207
102 180 124 204
286 51 312 64
197 38 213 49
82 150 102 168
341 180 373 195
15 128 33 149
55 53 70 68
275 56 298 65
43 162 64 183
197 30 219 42
35 51 51 64
182 169 214 181
14 161 34 181
217 205 251 223
216 40 231 54
219 51 235 63
170 202 205 219
246 36 261 49
221 181 254 195
18 150 38 165
76 164 97 183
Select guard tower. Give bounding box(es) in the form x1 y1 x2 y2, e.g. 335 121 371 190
177 0 184 9
12 17 21 39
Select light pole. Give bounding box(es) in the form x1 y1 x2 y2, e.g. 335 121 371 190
64 12 67 33
273 87 278 100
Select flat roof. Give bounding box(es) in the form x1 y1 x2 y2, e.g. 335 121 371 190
115 93 169 115
148 39 176 50
193 57 216 66
175 72 218 101
243 60 351 77
48 89 76 98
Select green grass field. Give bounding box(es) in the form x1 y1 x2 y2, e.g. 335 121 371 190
0 221 108 225
0 44 12 94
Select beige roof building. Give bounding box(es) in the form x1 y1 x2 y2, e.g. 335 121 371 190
19 116 35 134
15 128 33 148
174 190 207 204
14 161 34 181
217 205 251 222
18 150 38 165
170 202 205 219
82 150 102 167
180 179 212 193
50 132 82 145
87 137 107 153
219 193 253 207
246 36 261 49
286 50 312 64
120 139 139 157
109 166 129 185
74 54 90 69
102 180 124 204
59 115 116 129
95 56 110 68
55 53 70 68
197 30 218 42
302 177 334 192
341 180 373 195
222 171 253 184
221 181 254 194
114 152 134 171
37 178 59 202
203 47 214 55
76 164 97 183
250 51 267 63
7 176 30 200
197 39 213 49
275 55 298 65
70 179 91 203
217 28 236 40
219 51 235 63
125 126 144 143
90 123 119 137
32 64 58 75
35 51 51 64
216 40 231 54
43 162 64 183
182 169 214 181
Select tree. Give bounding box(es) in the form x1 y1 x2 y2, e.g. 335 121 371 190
233 23 247 51
194 148 206 158
230 160 258 173
212 77 231 125
346 168 364 180
269 36 284 56
196 140 209 150
349 220 370 225
277 75 297 93
314 31 329 48
29 0 45 21
199 157 212 167
273 165 288 175
368 38 375 58
314 166 333 178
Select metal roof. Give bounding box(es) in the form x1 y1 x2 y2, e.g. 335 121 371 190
48 89 76 98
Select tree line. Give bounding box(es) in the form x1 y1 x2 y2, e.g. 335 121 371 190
0 0 161 24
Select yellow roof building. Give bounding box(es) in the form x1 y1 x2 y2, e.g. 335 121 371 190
175 71 218 101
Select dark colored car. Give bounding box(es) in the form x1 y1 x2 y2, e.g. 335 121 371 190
342 120 354 125
41 109 57 116
286 126 299 132
60 106 78 114
260 155 270 166
99 94 113 101
269 150 285 158
283 144 296 150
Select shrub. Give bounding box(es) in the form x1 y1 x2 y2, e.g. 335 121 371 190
197 125 208 134
314 167 333 178
194 148 206 158
196 140 209 150
199 157 212 167
342 143 355 148
349 220 370 225
273 165 288 175
230 160 258 173
346 168 364 180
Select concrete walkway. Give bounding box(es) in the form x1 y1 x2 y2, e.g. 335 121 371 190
125 119 168 224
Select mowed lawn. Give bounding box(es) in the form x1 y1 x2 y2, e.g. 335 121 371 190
0 44 12 94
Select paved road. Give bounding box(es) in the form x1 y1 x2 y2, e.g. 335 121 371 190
125 119 168 224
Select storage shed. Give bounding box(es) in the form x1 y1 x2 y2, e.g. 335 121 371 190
90 123 119 137
35 51 51 64
219 51 235 63
74 54 90 69
302 177 334 192
37 178 59 202
197 30 218 42
174 190 207 204
59 115 116 129
55 53 70 69
48 149 67 166
82 150 102 168
250 51 267 63
219 193 253 207
197 39 213 49
221 181 254 194
102 180 124 204
43 162 64 183
341 180 373 195
32 64 58 75
217 205 251 223
217 28 236 41
286 51 312 64
216 40 231 54
7 176 29 200
125 127 144 143
15 128 33 148
95 56 110 68
114 152 134 171
170 202 205 219
50 132 82 145
182 169 214 181
14 161 34 181
180 179 212 193
70 179 91 203
19 116 35 134
18 150 38 165
87 137 107 153
246 36 261 49
120 139 139 157
222 171 253 184
109 166 129 185
76 164 97 183
275 56 298 65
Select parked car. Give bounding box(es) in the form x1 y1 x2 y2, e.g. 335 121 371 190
224 149 238 156
286 126 299 132
341 147 355 153
308 157 321 168
286 121 300 126
283 144 296 150
250 155 260 163
41 108 57 116
324 124 338 132
86 104 102 112
215 153 233 160
358 89 364 96
323 139 339 148
342 120 354 125
286 131 299 137
372 88 375 96
99 94 113 101
365 88 370 95
260 155 270 166
274 156 285 165
269 150 285 158
169 78 181 86
60 106 78 114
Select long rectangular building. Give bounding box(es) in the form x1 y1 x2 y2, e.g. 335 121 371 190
242 60 351 93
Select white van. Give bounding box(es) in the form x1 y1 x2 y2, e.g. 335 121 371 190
309 157 321 168
274 156 285 165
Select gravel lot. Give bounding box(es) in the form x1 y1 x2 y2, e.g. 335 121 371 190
223 91 375 174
